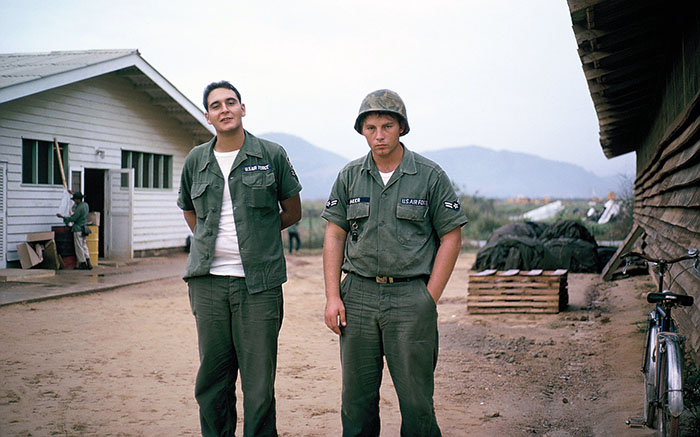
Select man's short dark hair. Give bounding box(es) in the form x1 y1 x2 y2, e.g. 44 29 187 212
203 81 242 111
358 111 405 132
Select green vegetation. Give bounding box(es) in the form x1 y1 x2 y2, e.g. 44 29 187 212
460 196 544 239
293 192 633 251
459 195 632 247
295 201 327 250
557 199 634 242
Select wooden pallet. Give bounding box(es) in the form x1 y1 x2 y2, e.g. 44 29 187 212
467 269 568 314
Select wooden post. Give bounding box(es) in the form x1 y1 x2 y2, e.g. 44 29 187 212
600 224 645 281
54 137 68 190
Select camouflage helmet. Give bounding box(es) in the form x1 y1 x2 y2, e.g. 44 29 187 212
354 89 410 136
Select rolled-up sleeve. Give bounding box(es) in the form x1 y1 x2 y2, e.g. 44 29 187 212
275 148 302 201
429 169 468 237
321 172 350 232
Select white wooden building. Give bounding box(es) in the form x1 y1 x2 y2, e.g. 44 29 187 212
0 49 213 268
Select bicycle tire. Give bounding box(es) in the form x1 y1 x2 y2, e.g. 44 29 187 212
643 322 659 428
657 336 683 437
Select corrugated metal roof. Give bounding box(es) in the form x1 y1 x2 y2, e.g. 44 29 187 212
0 49 137 88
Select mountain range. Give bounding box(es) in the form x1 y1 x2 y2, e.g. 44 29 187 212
260 132 624 201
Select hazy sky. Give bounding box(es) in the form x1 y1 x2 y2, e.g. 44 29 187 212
1 0 635 177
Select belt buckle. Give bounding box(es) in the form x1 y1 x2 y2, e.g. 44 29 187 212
375 276 390 284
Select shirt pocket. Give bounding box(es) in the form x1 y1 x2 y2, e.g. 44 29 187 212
346 202 370 241
190 182 209 217
242 171 277 208
396 203 430 246
346 202 370 220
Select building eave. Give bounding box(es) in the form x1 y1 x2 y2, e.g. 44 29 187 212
0 49 213 142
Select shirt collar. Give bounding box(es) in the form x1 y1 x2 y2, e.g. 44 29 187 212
199 130 262 173
361 143 417 175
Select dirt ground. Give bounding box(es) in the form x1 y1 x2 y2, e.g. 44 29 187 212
0 252 662 436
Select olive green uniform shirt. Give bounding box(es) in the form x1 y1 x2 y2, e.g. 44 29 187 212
322 145 467 277
62 201 89 232
177 131 302 292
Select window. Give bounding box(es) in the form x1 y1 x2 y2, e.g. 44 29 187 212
22 138 68 185
71 171 82 194
121 150 172 189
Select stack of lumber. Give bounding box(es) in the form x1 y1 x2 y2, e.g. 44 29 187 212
467 269 568 314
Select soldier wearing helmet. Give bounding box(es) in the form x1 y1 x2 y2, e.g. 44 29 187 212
353 88 410 136
322 89 468 436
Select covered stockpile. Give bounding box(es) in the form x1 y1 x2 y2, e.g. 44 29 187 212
468 220 615 314
472 220 612 274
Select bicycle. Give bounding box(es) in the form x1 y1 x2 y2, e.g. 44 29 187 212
624 248 698 436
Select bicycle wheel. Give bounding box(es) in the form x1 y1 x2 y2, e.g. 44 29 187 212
657 336 682 437
643 321 659 427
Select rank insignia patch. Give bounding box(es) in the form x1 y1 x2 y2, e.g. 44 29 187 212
326 199 339 208
286 156 297 177
444 201 460 210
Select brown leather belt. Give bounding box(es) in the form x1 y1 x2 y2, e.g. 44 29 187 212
352 273 429 284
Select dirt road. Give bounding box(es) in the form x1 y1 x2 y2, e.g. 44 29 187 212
0 253 658 436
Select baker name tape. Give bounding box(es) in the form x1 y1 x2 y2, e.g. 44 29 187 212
242 164 271 172
443 201 460 210
348 197 370 205
401 198 428 206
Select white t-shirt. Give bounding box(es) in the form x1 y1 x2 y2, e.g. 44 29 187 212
379 170 395 185
209 149 245 276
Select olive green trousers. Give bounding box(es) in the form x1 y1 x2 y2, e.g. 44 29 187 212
188 275 283 437
339 273 441 437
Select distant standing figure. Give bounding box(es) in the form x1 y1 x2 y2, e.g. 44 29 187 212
56 191 92 270
287 223 301 253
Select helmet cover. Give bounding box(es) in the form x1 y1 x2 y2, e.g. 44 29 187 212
354 89 409 136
